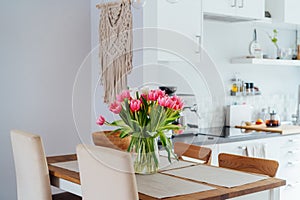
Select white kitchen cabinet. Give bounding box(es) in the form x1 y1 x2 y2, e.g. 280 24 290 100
276 134 300 200
215 134 300 200
203 0 265 21
142 0 203 61
217 137 282 200
266 0 300 25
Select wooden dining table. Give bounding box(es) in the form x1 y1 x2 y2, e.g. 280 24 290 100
47 154 285 200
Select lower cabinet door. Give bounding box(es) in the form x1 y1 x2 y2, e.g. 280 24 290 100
281 182 300 200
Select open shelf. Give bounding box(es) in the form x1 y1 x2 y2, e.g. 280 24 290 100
231 58 300 66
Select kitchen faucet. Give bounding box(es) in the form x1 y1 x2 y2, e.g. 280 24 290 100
180 104 201 129
292 85 300 125
183 104 198 113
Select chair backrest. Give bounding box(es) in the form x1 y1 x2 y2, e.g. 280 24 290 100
218 153 279 177
10 130 52 200
92 131 130 151
76 144 138 200
174 142 212 165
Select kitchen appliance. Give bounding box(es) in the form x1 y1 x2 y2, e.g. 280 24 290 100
196 126 253 138
225 105 253 127
159 86 177 96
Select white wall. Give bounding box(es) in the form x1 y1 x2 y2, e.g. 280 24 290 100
0 1 91 199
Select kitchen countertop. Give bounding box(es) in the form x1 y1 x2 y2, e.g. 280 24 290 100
171 130 298 146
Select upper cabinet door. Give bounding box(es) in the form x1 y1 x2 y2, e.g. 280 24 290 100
203 0 265 21
157 0 202 40
142 0 203 61
235 0 265 19
203 0 235 16
266 0 300 25
284 0 300 24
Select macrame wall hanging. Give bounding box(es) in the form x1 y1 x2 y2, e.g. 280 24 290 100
98 0 133 103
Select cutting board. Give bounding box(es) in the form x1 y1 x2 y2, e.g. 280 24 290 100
235 124 300 135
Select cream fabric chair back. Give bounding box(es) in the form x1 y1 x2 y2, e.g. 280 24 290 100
10 130 52 200
76 144 138 200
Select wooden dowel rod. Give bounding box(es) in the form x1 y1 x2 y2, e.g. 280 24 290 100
96 0 130 9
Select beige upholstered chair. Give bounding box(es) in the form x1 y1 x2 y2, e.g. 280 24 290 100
76 144 138 200
10 130 81 200
174 142 212 165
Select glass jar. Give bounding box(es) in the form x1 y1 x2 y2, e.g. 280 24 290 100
265 110 280 127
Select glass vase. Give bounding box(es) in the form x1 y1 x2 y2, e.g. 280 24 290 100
133 136 159 174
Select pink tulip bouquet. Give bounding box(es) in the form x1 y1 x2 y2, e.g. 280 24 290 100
97 88 184 173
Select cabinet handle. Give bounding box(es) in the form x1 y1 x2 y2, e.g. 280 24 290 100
231 0 237 7
238 146 246 150
285 182 300 189
288 149 300 154
288 139 299 143
285 183 294 189
238 0 244 8
195 35 201 54
287 161 300 166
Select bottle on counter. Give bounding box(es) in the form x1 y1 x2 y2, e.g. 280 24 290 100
258 108 267 121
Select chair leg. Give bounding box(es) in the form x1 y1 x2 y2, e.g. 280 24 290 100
52 192 82 200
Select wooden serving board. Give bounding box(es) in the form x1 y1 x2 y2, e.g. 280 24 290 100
235 124 300 135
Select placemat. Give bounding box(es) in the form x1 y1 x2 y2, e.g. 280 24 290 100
136 173 215 199
158 156 195 171
50 161 79 172
51 157 194 173
162 164 268 188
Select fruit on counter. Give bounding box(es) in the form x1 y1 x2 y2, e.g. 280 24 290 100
255 118 264 125
245 121 252 126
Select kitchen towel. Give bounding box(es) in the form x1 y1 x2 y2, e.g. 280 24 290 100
99 0 133 103
246 143 267 158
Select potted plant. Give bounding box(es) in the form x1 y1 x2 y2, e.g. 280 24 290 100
267 29 280 59
96 88 184 174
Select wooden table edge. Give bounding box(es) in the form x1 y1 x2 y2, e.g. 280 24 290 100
46 154 286 200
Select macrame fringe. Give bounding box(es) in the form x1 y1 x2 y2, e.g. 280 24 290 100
99 1 132 104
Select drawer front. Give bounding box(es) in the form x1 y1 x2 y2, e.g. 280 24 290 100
281 182 300 200
218 137 281 160
280 147 300 162
280 135 300 148
277 160 300 181
218 141 251 156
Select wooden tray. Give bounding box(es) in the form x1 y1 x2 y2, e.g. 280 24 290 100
235 124 300 135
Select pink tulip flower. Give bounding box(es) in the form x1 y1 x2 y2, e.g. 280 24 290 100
96 115 106 126
148 89 165 101
140 93 148 101
170 96 184 110
116 90 131 102
156 89 165 98
109 101 122 114
148 90 158 101
130 99 141 112
158 96 173 108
